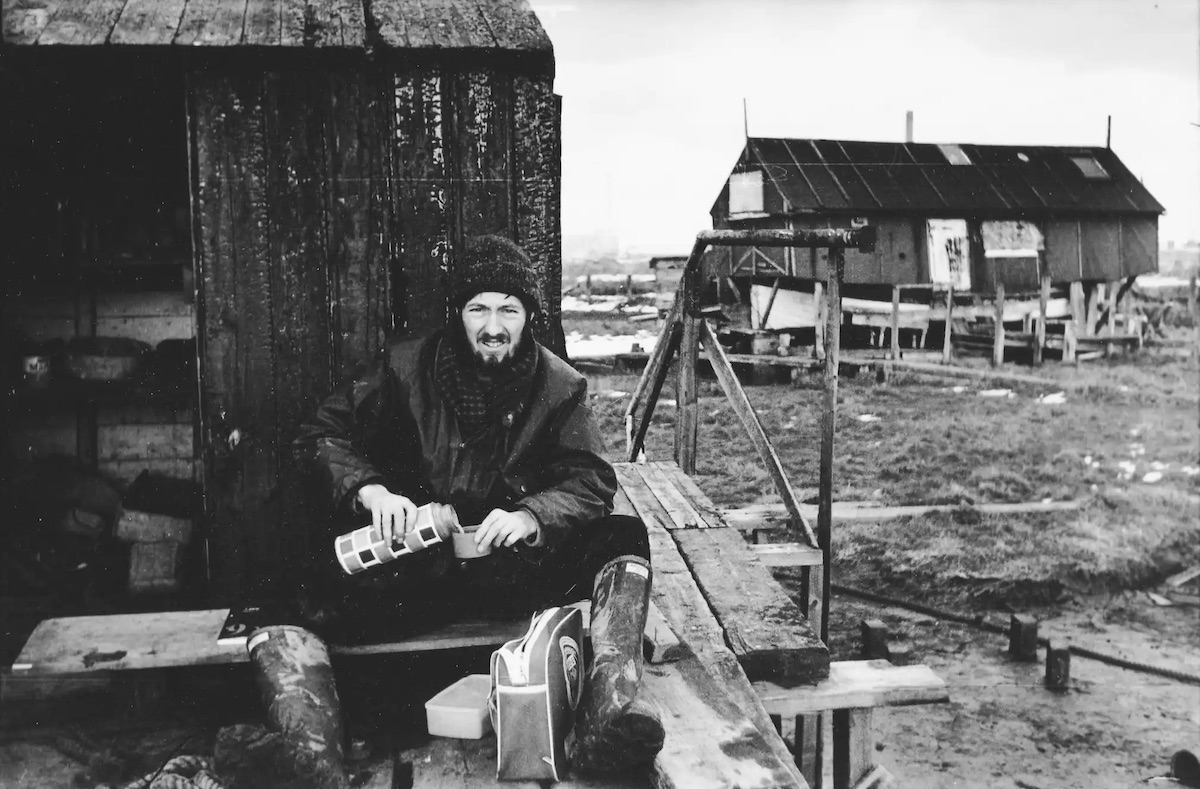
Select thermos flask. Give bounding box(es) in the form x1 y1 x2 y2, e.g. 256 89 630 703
335 502 458 575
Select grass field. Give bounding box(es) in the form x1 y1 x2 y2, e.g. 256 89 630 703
568 313 1200 607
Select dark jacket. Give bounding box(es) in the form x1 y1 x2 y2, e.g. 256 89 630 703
293 332 616 550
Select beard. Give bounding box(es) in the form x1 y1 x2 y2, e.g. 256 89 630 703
463 328 531 374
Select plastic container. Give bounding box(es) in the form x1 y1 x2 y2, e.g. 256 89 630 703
425 674 493 739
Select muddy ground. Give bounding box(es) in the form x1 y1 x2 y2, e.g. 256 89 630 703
579 317 1199 788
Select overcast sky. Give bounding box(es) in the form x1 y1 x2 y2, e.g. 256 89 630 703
530 0 1200 257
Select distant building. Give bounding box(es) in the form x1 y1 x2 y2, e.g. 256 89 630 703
708 138 1164 295
1159 241 1200 276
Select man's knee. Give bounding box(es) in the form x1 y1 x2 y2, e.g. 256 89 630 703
596 514 650 562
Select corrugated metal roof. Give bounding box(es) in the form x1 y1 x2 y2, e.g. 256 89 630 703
1 0 552 50
724 137 1164 216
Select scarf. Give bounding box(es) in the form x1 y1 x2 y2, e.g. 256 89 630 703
434 326 539 440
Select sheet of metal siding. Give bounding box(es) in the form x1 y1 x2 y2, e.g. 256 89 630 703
1120 216 1158 276
749 138 818 211
1080 219 1121 280
1089 148 1163 212
1044 221 1082 281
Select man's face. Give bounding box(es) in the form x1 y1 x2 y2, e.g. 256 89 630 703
461 292 528 368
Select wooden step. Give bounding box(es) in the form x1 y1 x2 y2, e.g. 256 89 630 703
752 659 949 716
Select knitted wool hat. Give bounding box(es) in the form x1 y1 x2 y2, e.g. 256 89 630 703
450 235 542 316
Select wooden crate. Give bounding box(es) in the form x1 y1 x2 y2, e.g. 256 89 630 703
127 541 183 594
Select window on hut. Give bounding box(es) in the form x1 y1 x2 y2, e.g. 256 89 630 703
1069 155 1110 179
728 170 765 215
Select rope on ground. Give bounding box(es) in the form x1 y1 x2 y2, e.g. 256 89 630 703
831 583 1200 686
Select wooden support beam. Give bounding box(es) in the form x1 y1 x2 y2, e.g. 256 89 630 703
992 282 1005 368
747 542 824 567
833 708 874 789
819 250 844 644
1085 282 1102 335
761 277 782 328
1035 275 1049 366
721 498 1083 529
941 286 953 363
1064 319 1077 364
1106 279 1118 357
890 285 901 361
675 315 700 473
814 281 826 361
626 295 683 461
698 321 817 546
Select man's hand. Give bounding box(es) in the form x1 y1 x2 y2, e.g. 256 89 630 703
358 484 417 546
476 508 539 549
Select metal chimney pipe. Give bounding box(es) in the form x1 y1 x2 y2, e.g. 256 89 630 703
905 110 914 143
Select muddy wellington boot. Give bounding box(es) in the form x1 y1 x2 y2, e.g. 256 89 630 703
573 555 665 773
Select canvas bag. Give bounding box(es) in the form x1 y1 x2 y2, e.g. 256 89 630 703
489 606 585 781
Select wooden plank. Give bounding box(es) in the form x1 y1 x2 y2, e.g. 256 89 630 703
748 543 824 568
832 708 874 789
191 70 276 598
305 0 366 47
628 319 683 461
513 73 562 353
752 660 949 716
643 601 685 664
675 315 700 473
96 423 192 460
614 464 804 785
452 69 512 239
635 463 706 530
655 462 729 530
992 282 1005 367
175 0 249 46
641 654 803 789
672 527 828 684
474 0 552 51
329 65 392 372
699 320 817 545
721 499 1083 528
941 285 953 363
3 1 62 45
1035 275 1049 366
265 68 334 587
393 65 451 334
111 0 187 44
99 459 200 484
35 0 125 45
889 285 900 360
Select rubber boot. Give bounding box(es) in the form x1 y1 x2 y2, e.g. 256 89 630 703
573 555 665 773
248 625 348 789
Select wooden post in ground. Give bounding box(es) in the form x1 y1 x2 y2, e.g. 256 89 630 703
890 285 900 360
819 249 843 645
1106 279 1118 357
814 281 826 361
832 708 874 789
675 265 701 473
1009 614 1039 662
1035 276 1049 366
942 285 954 363
992 283 1005 368
1045 641 1071 691
1085 282 1101 336
1064 320 1077 365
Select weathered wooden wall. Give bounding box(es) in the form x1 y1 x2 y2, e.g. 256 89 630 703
192 55 562 598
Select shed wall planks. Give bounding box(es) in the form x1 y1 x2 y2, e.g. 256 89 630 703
1120 216 1157 277
451 70 514 241
393 67 451 335
512 74 563 353
1045 221 1082 282
1080 219 1121 281
266 68 335 581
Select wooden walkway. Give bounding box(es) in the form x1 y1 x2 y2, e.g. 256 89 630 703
9 460 946 789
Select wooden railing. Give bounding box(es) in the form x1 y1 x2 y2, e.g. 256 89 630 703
623 227 875 643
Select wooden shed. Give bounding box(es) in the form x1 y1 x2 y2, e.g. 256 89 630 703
1 0 562 602
708 137 1163 294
